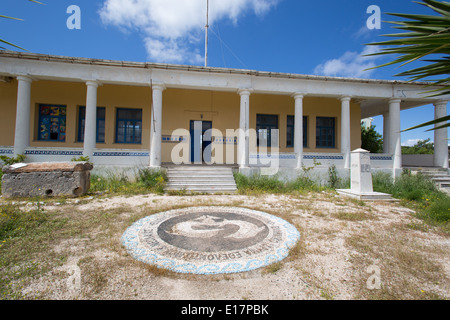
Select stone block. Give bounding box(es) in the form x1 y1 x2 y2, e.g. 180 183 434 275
337 149 393 201
350 148 373 193
1 162 93 198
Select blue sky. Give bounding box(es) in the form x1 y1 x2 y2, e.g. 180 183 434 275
1 0 448 146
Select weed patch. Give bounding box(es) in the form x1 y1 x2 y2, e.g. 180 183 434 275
0 202 68 299
346 227 447 300
234 173 325 195
89 168 167 195
372 171 450 232
332 210 374 221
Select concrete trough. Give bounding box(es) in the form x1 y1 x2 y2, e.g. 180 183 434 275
1 162 93 198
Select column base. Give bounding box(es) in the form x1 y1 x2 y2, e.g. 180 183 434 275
336 189 395 201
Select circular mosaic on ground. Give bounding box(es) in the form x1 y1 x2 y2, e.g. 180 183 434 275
121 206 300 275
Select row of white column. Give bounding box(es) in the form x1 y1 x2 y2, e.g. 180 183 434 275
12 76 167 167
383 99 449 169
240 91 352 170
12 76 449 170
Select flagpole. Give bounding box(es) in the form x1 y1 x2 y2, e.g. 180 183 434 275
205 0 209 67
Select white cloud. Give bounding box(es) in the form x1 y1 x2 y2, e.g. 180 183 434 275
352 26 372 40
402 139 421 147
313 45 382 78
144 38 204 65
99 0 279 64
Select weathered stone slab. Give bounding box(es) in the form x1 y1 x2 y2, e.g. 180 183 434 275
1 162 93 198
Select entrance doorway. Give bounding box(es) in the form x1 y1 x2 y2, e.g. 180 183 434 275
190 120 212 164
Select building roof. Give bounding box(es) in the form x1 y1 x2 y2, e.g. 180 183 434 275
0 50 433 87
1 50 448 118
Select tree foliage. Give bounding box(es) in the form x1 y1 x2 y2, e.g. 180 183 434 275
401 138 435 154
361 124 383 153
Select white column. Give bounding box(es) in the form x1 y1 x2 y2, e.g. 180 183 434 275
83 81 99 159
389 98 402 170
150 83 165 168
238 89 251 168
341 96 351 169
434 100 449 168
13 75 32 156
293 93 304 169
382 111 390 154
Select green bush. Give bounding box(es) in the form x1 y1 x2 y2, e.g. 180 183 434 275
287 175 321 191
0 154 26 189
0 154 26 166
372 171 438 201
71 156 91 163
136 168 167 193
326 165 350 189
89 168 167 195
422 197 450 224
89 172 131 193
234 173 285 193
234 172 322 194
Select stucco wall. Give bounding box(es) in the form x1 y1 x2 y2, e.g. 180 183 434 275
0 80 362 164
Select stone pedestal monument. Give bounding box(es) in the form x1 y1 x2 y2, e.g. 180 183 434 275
337 149 393 201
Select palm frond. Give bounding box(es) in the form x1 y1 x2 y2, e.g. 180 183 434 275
0 0 44 50
0 38 26 51
402 115 450 132
364 0 450 100
0 15 23 21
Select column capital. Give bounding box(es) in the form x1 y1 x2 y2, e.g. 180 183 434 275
85 80 100 88
291 93 305 100
433 100 448 107
152 81 166 92
388 98 402 104
340 96 352 102
237 88 253 96
16 75 33 83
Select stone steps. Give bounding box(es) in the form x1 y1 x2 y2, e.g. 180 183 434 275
409 167 450 192
165 166 237 194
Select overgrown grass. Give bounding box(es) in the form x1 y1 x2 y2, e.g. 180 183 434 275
233 172 325 194
89 168 167 195
0 201 68 299
234 170 448 232
373 171 450 231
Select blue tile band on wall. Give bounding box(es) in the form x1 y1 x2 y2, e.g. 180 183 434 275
0 149 13 155
162 135 187 143
303 155 343 160
93 151 150 157
370 155 393 161
25 150 83 156
250 154 344 160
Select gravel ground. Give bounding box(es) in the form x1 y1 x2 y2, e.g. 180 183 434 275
4 191 449 300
